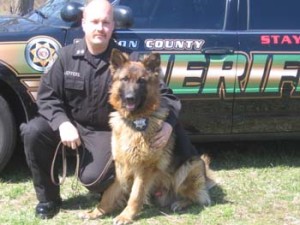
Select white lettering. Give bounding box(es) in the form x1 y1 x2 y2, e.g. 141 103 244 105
64 71 80 77
145 39 205 50
117 40 139 49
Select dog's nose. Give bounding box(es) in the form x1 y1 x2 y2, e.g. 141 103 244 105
125 94 135 102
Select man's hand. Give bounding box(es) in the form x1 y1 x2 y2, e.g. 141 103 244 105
59 121 81 149
151 122 173 149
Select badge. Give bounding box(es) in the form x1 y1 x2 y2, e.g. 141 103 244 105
25 36 61 72
132 118 148 131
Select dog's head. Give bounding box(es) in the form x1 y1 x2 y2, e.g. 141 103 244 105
109 49 161 118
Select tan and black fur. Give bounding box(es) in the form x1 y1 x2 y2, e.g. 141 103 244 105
80 49 214 225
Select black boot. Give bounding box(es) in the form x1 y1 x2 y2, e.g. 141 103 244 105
35 198 62 219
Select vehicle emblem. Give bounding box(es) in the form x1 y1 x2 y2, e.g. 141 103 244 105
25 36 61 72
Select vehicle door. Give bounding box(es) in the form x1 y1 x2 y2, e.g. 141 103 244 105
115 0 239 140
233 0 300 136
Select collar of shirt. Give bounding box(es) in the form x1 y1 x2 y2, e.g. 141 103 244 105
72 39 117 70
72 39 135 72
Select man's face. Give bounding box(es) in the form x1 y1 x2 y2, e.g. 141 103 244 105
82 3 114 50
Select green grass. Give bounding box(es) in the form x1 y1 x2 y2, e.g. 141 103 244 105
1 141 300 225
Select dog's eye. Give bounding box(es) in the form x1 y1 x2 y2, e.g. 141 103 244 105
120 76 129 82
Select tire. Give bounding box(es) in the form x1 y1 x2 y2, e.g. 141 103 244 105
0 95 16 172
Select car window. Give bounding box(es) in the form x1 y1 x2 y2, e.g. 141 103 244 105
25 0 83 25
120 0 226 29
249 0 300 30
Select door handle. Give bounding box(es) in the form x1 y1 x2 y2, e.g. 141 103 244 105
202 47 234 55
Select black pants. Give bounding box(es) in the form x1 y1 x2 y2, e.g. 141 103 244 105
20 116 114 202
20 116 198 203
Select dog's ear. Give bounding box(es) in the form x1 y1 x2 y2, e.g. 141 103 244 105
110 49 129 71
143 53 161 74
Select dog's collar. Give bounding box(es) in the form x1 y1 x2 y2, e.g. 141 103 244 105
132 118 148 131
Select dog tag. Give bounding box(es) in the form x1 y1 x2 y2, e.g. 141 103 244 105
132 118 148 131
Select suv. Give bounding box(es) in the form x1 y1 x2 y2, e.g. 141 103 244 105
0 0 300 172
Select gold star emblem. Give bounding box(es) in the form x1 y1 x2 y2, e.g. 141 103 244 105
30 42 56 68
25 37 61 72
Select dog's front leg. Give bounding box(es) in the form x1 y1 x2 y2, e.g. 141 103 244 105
113 171 155 225
79 179 123 220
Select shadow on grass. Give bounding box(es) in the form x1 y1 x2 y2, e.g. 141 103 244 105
137 204 206 220
198 140 300 170
62 192 100 210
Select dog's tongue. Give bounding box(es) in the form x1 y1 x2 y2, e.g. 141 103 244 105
126 103 135 111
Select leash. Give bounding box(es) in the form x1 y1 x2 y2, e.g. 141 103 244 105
50 141 80 186
50 141 113 187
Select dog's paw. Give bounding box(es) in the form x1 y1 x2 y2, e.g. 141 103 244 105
171 201 183 212
78 208 104 220
171 200 190 212
113 215 133 225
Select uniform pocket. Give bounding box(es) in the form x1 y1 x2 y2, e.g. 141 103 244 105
64 76 85 108
65 75 84 90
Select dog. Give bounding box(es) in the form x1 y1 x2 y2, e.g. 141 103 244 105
80 49 215 224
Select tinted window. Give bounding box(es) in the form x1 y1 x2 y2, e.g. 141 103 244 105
249 0 300 30
120 0 226 29
25 0 83 26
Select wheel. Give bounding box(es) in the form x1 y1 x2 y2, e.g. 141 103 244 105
0 95 16 172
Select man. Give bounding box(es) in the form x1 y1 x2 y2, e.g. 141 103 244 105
20 0 198 219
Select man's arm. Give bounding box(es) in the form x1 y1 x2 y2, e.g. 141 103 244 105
37 52 81 149
151 79 181 149
159 80 181 128
37 53 69 131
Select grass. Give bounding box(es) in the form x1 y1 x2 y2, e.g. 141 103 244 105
1 141 300 225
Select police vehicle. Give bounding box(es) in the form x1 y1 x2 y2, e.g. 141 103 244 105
0 0 300 172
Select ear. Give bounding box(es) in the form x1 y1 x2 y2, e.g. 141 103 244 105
142 53 161 74
110 48 129 71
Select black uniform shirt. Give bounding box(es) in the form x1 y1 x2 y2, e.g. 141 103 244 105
37 39 181 131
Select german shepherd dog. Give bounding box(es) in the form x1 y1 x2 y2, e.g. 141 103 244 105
80 49 214 224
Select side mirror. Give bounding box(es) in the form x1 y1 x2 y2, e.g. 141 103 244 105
60 2 83 24
114 5 133 29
